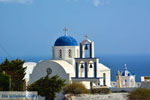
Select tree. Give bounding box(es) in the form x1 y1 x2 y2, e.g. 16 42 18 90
0 58 26 91
28 75 65 100
0 72 9 91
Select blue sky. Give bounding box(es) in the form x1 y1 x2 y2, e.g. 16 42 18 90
0 0 150 57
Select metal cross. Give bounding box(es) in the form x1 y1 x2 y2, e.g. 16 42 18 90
124 64 127 70
85 34 88 40
63 28 68 35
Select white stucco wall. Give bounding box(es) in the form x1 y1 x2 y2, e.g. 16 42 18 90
97 63 111 87
120 76 136 88
53 46 79 60
29 60 75 84
23 62 37 83
28 60 75 100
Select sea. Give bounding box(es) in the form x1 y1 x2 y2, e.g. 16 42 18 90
0 55 150 82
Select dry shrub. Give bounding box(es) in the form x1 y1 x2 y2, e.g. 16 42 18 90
63 82 89 95
128 88 150 100
91 88 111 94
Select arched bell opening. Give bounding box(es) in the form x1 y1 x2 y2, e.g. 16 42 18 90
130 78 135 87
79 61 85 77
80 38 94 59
124 79 128 88
88 61 94 78
84 44 90 58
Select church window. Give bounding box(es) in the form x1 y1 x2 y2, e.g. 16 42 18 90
46 68 52 75
68 49 72 58
59 49 62 58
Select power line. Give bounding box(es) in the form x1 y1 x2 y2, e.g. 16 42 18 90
0 43 11 57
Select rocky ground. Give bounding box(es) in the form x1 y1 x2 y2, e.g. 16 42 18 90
71 93 128 100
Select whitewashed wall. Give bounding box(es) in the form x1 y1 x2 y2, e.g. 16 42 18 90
98 63 111 87
53 46 79 59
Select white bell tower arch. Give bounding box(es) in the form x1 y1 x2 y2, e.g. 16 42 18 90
80 35 95 58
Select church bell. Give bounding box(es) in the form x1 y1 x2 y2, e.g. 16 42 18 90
81 64 84 68
85 44 88 50
90 64 93 68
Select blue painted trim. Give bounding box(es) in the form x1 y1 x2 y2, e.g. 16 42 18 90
94 62 97 78
72 77 103 79
80 43 82 58
90 43 92 58
75 62 78 78
85 62 88 78
75 58 98 59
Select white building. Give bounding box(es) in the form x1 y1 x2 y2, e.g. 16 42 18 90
23 62 37 86
141 76 150 82
27 30 110 99
116 64 136 88
140 76 150 89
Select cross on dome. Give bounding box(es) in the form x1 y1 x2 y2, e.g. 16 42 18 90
85 34 88 40
63 27 68 36
82 34 92 44
124 64 127 70
54 29 78 46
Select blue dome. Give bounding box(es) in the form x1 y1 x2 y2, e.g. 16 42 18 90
54 35 78 46
121 69 133 76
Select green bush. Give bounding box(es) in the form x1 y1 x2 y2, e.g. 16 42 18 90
28 75 65 100
91 88 111 94
63 82 89 95
0 73 9 91
128 88 150 100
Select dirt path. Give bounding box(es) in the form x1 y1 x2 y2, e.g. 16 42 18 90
72 93 128 100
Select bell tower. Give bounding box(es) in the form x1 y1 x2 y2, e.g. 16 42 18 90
80 35 94 58
72 35 100 81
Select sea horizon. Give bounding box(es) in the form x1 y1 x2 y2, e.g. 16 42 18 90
1 54 150 82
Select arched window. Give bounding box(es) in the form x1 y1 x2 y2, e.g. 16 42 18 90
68 49 72 58
59 49 62 58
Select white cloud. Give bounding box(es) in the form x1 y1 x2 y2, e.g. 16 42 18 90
93 0 108 7
66 0 109 7
66 0 78 1
93 0 101 7
0 0 33 4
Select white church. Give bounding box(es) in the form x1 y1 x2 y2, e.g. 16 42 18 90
23 30 111 90
116 64 136 88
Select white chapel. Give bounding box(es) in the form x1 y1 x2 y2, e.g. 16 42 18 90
25 30 111 90
116 64 136 88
